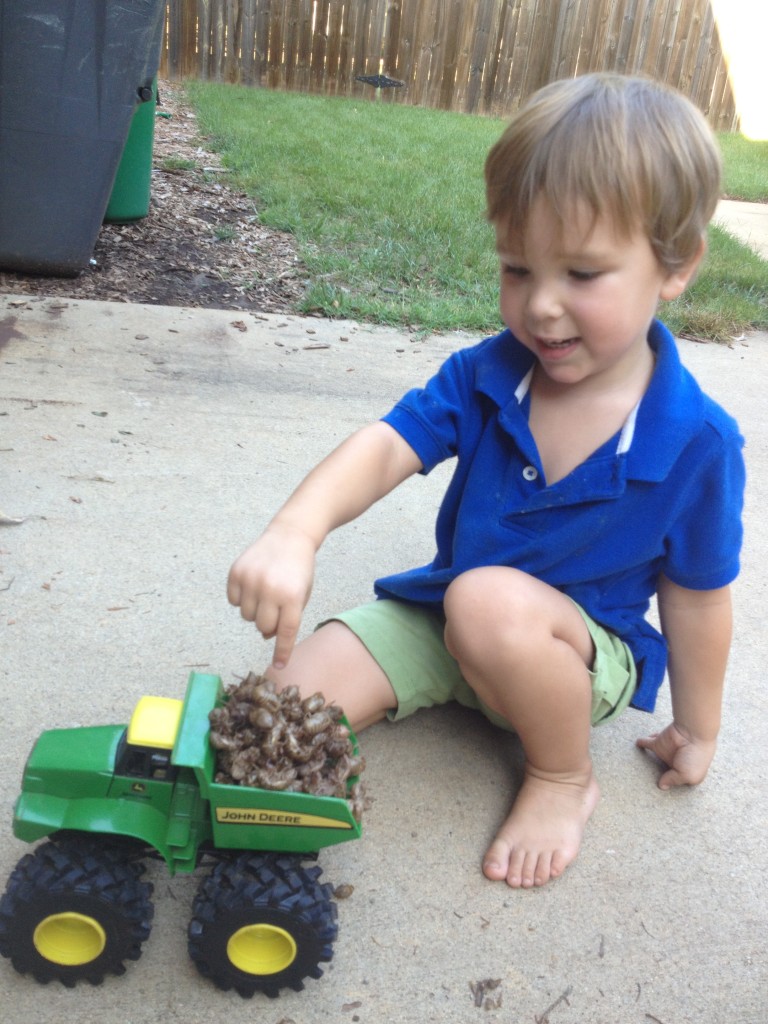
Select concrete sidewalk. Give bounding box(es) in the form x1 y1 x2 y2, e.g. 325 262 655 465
0 292 766 1024
716 198 768 260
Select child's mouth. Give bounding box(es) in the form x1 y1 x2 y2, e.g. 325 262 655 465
537 336 579 357
541 337 577 348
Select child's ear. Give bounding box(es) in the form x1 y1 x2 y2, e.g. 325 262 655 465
659 235 707 301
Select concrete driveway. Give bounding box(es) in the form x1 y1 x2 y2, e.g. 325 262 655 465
0 292 766 1023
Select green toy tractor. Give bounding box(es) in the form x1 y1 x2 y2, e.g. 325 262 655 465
0 672 362 997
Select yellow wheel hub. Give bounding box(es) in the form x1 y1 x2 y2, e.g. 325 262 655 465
227 923 297 975
33 912 107 966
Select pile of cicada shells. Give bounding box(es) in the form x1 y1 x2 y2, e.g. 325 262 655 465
209 673 366 821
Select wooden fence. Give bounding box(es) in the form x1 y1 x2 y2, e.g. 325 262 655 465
160 0 739 130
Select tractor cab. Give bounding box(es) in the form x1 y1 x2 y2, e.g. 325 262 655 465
114 696 183 783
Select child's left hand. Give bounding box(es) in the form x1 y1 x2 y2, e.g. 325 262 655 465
636 722 717 790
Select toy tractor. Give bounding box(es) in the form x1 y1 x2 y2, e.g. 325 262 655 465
0 672 362 997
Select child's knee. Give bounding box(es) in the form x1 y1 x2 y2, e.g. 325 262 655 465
444 567 485 612
445 568 492 642
444 566 532 663
446 566 534 620
445 566 587 667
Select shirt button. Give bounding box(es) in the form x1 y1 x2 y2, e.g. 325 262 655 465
522 465 538 481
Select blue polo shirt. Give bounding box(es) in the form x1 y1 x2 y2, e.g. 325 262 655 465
375 320 745 713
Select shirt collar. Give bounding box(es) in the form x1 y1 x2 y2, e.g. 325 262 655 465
474 321 705 483
627 321 705 481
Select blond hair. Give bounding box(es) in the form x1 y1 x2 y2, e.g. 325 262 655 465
485 73 722 271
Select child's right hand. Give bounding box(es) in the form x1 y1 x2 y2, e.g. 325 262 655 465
227 523 318 669
227 423 422 668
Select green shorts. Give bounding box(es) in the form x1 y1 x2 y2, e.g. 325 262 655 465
324 598 636 728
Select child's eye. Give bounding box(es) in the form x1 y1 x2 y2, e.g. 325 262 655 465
569 269 600 282
502 264 528 278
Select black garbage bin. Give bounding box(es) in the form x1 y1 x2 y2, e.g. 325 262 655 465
0 1 165 276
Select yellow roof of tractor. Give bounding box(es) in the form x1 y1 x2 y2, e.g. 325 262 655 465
126 696 184 750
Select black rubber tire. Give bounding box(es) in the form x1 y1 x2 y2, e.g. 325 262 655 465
188 853 338 998
0 837 154 987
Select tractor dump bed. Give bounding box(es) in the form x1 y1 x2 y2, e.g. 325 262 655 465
175 673 362 854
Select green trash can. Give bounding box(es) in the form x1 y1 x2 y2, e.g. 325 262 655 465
104 80 157 223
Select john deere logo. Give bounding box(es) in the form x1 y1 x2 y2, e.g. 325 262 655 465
215 807 352 829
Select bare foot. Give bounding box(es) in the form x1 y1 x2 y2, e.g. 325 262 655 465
482 766 600 888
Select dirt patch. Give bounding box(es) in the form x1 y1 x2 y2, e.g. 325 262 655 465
0 81 305 314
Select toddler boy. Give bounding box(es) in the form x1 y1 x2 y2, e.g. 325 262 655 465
228 73 745 888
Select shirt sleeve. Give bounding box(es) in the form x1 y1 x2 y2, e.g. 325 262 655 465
381 346 478 473
662 423 745 590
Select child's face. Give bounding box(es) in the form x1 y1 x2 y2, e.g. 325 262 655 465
495 197 699 388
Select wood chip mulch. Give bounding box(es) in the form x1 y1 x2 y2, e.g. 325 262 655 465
0 80 306 313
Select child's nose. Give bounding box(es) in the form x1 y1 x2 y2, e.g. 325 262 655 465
526 280 563 323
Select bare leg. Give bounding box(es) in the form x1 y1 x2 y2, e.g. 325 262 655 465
265 620 398 731
444 566 599 889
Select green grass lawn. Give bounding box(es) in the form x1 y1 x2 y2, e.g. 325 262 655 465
187 82 767 341
719 133 768 201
